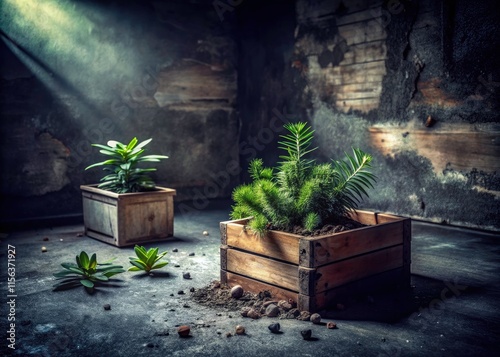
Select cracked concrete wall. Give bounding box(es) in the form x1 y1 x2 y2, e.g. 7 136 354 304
0 0 239 224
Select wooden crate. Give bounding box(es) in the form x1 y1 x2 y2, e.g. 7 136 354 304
220 210 411 312
81 185 176 247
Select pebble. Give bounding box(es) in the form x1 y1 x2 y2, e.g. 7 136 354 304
240 307 252 317
190 287 195 292
230 285 244 299
301 329 312 340
226 332 232 338
177 325 190 337
203 231 209 236
310 313 321 324
265 304 280 318
268 323 281 334
288 298 297 308
297 311 311 321
103 304 111 311
278 300 292 311
213 281 221 288
235 325 245 335
172 248 178 252
178 290 185 295
183 272 191 279
174 264 180 268
59 238 64 242
188 252 195 256
326 322 337 329
170 294 174 297
76 233 83 237
43 237 49 241
41 246 47 252
263 300 278 307
247 309 261 319
146 342 155 348
285 308 301 319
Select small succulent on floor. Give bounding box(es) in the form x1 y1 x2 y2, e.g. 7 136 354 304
53 251 125 291
128 245 168 273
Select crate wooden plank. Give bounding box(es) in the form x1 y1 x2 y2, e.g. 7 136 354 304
314 245 403 293
376 212 404 224
221 271 298 303
226 249 299 291
308 266 407 310
310 220 404 266
225 222 300 265
348 210 378 225
82 199 118 238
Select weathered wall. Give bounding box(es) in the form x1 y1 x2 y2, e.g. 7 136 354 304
0 0 239 225
292 0 500 230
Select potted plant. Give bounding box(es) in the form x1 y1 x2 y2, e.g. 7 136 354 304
81 137 176 247
220 123 411 312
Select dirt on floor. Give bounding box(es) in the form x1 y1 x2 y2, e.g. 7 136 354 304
190 281 322 322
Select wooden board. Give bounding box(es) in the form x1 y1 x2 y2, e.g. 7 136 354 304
224 248 299 292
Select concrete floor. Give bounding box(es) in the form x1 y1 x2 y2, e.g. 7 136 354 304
1 201 499 356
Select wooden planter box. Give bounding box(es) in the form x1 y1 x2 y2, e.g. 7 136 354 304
81 185 176 247
220 210 411 312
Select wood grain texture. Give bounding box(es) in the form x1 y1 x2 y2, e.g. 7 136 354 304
315 245 404 292
225 249 299 291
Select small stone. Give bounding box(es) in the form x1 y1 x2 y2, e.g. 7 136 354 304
297 311 311 321
103 304 111 310
183 272 191 279
76 233 83 237
43 237 49 241
268 323 280 334
285 308 301 319
235 325 245 335
178 290 185 295
301 329 312 340
183 304 190 308
190 287 195 292
326 322 337 329
170 294 174 297
310 313 321 324
263 300 278 307
149 273 154 277
288 298 297 308
41 246 47 252
177 325 190 337
247 309 261 319
146 342 155 348
278 300 292 311
265 304 280 317
230 285 244 299
59 238 64 242
226 332 232 338
172 248 178 252
188 252 195 256
202 231 209 236
240 307 252 317
213 281 221 288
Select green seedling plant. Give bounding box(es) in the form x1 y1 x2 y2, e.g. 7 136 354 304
85 137 168 193
128 245 168 273
230 122 377 236
53 251 125 291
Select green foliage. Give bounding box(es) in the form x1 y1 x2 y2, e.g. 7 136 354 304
85 137 168 193
128 245 168 273
53 251 125 291
230 122 377 236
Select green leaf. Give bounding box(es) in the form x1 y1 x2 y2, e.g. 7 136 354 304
134 245 148 262
128 266 142 271
79 252 90 269
151 262 168 270
80 279 94 288
129 260 147 271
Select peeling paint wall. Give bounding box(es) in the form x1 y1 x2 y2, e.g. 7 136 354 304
293 0 500 230
0 0 239 224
